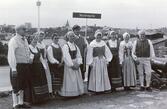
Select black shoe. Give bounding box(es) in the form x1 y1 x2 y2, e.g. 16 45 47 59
125 87 132 91
124 87 129 91
19 103 31 108
140 87 145 91
111 88 116 92
146 87 152 92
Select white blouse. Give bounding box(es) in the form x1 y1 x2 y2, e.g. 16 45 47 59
108 40 118 48
86 39 113 65
29 44 47 69
8 34 30 71
37 41 47 59
119 40 134 64
62 41 82 67
47 43 60 64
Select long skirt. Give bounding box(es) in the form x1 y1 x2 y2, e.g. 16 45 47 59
30 63 49 104
43 60 53 93
88 57 111 92
122 56 137 87
49 63 64 92
59 60 84 97
108 55 122 88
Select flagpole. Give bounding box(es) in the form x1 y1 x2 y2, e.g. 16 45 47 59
36 0 41 33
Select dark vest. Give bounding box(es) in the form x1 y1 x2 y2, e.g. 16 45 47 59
38 48 45 59
67 43 77 59
135 39 150 57
51 45 62 63
30 48 41 63
74 37 87 58
107 40 119 56
93 46 105 57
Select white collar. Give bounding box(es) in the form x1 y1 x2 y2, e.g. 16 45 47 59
37 41 45 49
108 40 117 47
29 44 38 53
67 41 75 45
90 39 106 47
16 33 24 39
67 41 76 50
51 43 59 48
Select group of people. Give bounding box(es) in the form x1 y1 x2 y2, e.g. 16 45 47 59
8 24 155 109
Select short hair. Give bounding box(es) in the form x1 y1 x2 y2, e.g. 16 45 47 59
138 30 145 35
15 25 26 32
72 25 81 31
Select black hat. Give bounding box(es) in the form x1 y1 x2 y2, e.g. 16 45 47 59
72 25 81 31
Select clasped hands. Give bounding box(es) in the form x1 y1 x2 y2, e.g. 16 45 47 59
71 63 80 70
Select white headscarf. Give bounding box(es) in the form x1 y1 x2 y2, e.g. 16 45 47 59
109 31 115 35
66 31 76 38
123 32 130 40
94 30 102 38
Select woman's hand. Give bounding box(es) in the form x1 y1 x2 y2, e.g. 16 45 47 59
71 64 80 70
12 71 18 78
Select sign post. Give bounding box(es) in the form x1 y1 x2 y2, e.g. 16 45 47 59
73 12 101 37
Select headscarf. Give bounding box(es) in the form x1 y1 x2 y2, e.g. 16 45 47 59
109 31 116 36
51 33 59 40
123 32 130 40
94 30 102 38
108 30 116 38
33 31 45 37
66 31 76 38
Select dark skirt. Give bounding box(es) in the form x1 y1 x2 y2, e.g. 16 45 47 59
10 64 31 93
80 64 85 80
49 64 64 91
30 62 49 104
108 55 122 88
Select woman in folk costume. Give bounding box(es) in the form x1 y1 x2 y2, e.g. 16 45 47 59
29 36 49 104
36 31 53 95
59 31 84 97
86 30 113 93
47 33 64 96
119 32 137 90
107 31 122 92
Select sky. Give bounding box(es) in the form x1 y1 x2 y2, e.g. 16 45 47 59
1 0 167 29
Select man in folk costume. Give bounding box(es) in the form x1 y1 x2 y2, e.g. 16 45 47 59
47 33 64 96
36 31 53 95
132 30 155 91
59 31 84 97
8 25 31 109
73 25 88 80
86 30 113 93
